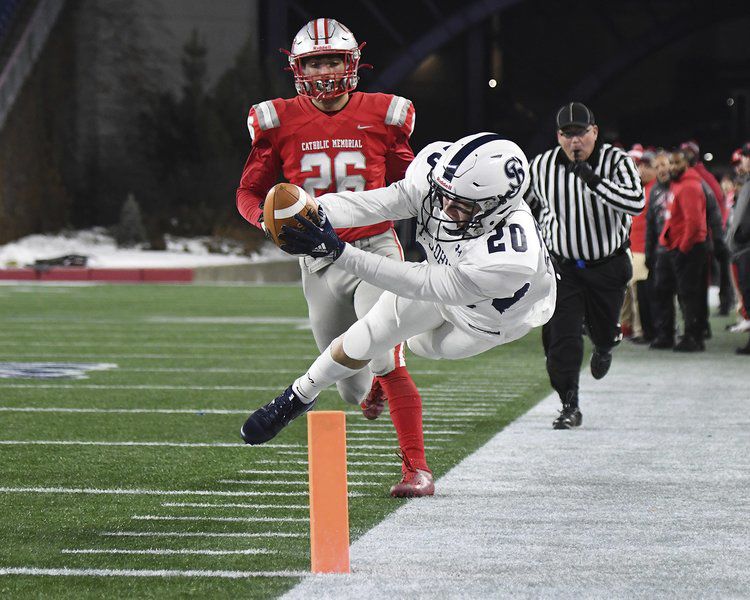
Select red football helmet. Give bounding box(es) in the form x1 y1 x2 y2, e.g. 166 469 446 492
283 18 364 100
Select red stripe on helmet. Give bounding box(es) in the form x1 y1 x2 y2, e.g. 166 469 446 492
313 19 319 41
323 18 329 42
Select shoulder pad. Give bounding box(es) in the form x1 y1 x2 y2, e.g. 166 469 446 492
384 95 412 127
247 100 281 141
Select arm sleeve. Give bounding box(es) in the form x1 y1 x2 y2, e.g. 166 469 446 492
236 137 281 228
317 177 420 228
335 243 532 306
384 102 416 183
590 155 645 216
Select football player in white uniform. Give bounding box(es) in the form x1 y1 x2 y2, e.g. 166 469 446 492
241 133 557 492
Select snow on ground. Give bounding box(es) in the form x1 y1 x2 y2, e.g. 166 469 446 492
0 228 292 268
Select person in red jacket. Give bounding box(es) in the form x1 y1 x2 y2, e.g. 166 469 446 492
659 149 708 351
680 140 733 316
236 18 433 497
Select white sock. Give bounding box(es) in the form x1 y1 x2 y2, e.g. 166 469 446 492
292 345 361 403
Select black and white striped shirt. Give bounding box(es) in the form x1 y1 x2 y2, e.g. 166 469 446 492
526 142 644 261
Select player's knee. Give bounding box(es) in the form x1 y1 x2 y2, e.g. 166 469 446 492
341 320 377 361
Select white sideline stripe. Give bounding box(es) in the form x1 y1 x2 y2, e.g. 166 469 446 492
103 531 305 539
0 440 302 448
132 515 307 523
161 502 308 509
219 479 380 487
61 548 275 556
0 567 309 579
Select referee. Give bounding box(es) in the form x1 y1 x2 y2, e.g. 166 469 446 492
526 102 645 429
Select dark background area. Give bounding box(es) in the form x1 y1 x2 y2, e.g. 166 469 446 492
1 0 748 246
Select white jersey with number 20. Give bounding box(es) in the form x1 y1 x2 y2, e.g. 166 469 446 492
317 142 557 344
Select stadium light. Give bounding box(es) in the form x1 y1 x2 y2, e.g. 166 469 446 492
488 79 497 88
704 153 713 162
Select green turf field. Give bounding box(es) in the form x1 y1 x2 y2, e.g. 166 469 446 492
0 283 550 598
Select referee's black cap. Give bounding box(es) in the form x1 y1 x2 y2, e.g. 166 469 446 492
556 102 595 131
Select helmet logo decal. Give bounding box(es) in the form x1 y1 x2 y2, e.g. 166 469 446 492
504 156 525 197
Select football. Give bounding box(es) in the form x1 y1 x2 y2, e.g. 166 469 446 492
262 183 320 248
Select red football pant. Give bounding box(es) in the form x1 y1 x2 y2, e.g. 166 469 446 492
377 365 429 474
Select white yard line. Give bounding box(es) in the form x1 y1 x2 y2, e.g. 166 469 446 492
161 502 308 509
0 407 249 415
61 548 276 556
0 354 320 360
0 486 365 498
0 384 293 390
0 567 309 579
237 470 395 477
102 531 305 539
0 440 301 448
132 515 308 523
218 480 381 487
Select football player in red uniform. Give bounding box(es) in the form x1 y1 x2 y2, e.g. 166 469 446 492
236 18 432 497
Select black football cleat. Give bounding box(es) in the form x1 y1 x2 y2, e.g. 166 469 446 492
552 404 583 430
590 348 612 380
240 386 315 445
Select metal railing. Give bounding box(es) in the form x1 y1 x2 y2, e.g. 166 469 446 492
0 0 64 131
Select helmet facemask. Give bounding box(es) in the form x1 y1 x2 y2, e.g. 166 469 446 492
421 171 512 242
289 49 361 100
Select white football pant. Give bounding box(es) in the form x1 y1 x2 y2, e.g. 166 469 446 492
301 229 405 404
342 291 499 363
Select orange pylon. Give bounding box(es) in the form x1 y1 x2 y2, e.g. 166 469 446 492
307 410 350 573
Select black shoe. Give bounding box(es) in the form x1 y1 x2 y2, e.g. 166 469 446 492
673 337 704 353
649 337 674 349
736 342 750 355
629 336 650 345
553 404 583 429
240 386 315 445
590 348 612 380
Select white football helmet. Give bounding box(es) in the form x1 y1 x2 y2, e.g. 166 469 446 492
421 133 530 241
284 18 363 100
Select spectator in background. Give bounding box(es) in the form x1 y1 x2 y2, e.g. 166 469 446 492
680 141 733 319
659 149 708 352
621 144 656 343
721 173 736 219
726 143 750 352
647 150 677 348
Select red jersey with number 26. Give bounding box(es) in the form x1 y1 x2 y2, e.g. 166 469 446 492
236 92 415 243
